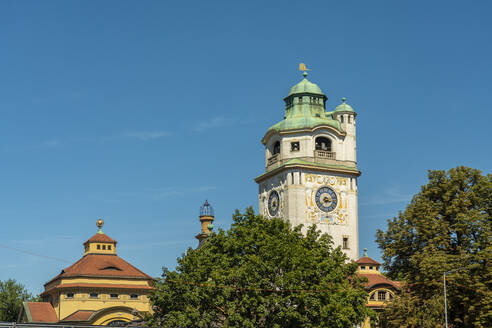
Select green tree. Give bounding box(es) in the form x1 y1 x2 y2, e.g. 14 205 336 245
0 279 36 322
378 284 444 328
376 166 492 328
149 208 372 328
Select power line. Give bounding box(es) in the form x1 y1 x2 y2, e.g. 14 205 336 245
0 242 70 263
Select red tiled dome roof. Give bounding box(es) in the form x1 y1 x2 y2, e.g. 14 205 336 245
356 256 381 265
84 233 117 245
358 273 401 289
44 254 154 287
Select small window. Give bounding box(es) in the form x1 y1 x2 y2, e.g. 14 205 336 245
89 293 99 298
369 266 373 270
66 293 74 299
340 115 344 123
369 293 375 300
378 291 386 301
342 237 349 249
130 294 139 299
360 266 366 270
97 244 101 250
298 96 302 104
102 245 106 250
291 142 300 152
389 293 393 300
108 245 112 250
110 293 119 299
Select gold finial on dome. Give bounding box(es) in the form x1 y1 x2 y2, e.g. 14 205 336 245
96 219 104 234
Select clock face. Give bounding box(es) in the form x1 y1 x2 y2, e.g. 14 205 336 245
315 187 338 212
268 190 280 217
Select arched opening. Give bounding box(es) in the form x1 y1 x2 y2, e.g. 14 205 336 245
315 137 331 151
273 141 281 155
91 306 142 326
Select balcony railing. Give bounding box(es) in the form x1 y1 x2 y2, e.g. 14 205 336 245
314 149 336 159
266 151 345 170
267 153 279 166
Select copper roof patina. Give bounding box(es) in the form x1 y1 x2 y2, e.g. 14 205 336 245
263 73 354 143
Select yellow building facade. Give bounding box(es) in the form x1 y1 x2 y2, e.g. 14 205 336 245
357 249 400 328
19 220 154 325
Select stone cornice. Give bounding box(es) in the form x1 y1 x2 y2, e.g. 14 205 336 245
254 160 361 183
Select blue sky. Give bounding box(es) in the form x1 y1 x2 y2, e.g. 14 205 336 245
0 1 491 294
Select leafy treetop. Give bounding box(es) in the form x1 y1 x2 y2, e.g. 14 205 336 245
0 279 38 322
376 166 491 328
149 207 371 328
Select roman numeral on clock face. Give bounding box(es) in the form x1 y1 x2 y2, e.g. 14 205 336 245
315 187 338 213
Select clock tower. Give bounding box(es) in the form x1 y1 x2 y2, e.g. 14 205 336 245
255 70 360 260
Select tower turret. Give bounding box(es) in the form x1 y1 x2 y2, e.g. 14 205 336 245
255 66 360 260
83 219 117 255
334 97 357 163
195 200 215 248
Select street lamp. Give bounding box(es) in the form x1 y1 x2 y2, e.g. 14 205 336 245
443 267 468 328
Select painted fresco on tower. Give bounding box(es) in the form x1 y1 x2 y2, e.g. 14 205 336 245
304 174 348 225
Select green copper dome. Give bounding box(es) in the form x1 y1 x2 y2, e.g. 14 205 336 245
262 72 347 143
334 97 355 112
287 72 324 96
267 115 342 133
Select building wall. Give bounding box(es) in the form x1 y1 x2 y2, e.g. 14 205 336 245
57 290 151 321
44 277 153 322
258 168 359 260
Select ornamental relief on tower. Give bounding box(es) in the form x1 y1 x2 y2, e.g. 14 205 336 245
304 174 348 225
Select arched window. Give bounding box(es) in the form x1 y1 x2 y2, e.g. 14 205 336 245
315 137 331 151
273 141 281 155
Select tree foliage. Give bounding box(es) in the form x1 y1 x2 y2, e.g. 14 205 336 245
376 166 492 328
148 208 371 328
0 279 36 322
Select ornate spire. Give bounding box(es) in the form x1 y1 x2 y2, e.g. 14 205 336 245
363 248 368 257
200 200 214 217
96 219 104 234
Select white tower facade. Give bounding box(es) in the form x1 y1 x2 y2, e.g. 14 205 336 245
255 72 360 260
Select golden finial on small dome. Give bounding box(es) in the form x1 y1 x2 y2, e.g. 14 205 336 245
96 219 104 233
